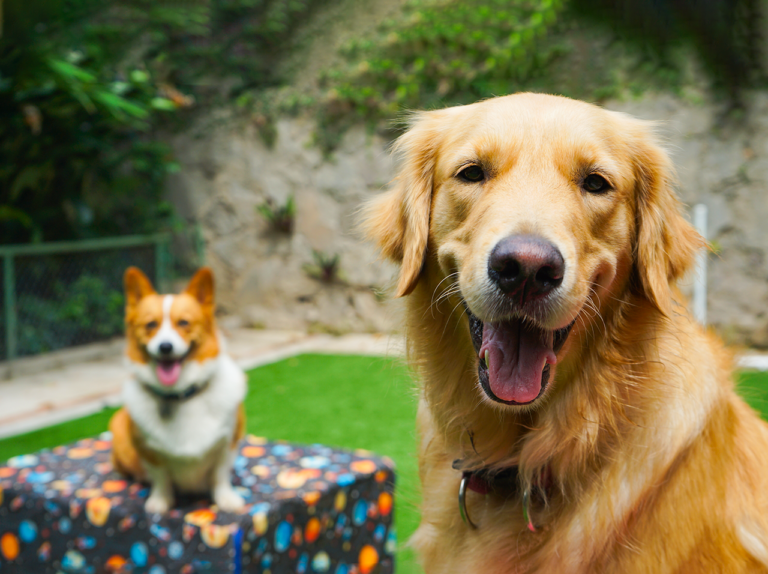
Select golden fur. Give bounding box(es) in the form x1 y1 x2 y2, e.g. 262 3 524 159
363 93 768 573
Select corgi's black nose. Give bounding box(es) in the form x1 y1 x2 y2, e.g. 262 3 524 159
159 342 173 355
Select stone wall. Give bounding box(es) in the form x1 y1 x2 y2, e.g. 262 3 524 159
166 114 402 334
167 93 768 347
612 93 768 348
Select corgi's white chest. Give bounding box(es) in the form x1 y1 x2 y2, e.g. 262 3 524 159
123 355 246 461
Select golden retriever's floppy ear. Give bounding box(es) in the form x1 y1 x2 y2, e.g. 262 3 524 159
630 124 705 316
361 112 440 297
124 267 156 307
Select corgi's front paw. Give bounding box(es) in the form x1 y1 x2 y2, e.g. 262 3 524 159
214 488 245 512
145 493 172 515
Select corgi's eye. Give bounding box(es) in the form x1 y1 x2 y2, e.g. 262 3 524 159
145 321 158 331
177 319 189 328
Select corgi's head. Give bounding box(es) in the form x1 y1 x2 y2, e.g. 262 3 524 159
124 267 220 390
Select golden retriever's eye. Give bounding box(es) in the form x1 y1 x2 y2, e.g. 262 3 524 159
457 165 485 183
583 174 611 194
145 321 158 331
177 319 189 328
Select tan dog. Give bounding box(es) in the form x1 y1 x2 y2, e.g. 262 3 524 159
110 267 246 514
364 93 768 573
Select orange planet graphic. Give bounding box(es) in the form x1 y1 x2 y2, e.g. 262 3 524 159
305 517 321 543
378 492 393 516
359 545 379 574
86 497 111 526
0 468 16 478
1 532 19 560
201 524 230 548
303 491 321 506
242 446 266 457
67 447 94 459
94 440 111 451
105 555 128 571
75 488 103 499
185 508 216 526
375 470 389 483
102 480 128 493
351 460 377 474
277 469 308 489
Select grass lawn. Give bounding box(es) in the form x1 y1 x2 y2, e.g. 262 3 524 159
2 357 768 574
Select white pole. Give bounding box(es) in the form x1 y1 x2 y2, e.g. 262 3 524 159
693 204 708 325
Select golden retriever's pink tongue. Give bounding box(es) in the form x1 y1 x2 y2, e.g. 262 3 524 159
156 362 182 386
480 319 556 403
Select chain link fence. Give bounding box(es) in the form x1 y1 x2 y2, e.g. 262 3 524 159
0 227 204 361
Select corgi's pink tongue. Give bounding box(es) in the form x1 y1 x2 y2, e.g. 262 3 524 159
156 362 182 386
479 319 557 403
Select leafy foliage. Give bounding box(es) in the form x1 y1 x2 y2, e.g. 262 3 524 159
325 0 564 117
310 0 567 148
0 0 325 245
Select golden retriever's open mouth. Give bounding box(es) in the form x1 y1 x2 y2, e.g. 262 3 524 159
466 306 574 405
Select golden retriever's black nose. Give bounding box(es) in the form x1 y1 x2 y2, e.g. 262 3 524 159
488 235 564 300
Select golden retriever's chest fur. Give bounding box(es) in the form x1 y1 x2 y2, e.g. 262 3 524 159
363 93 768 573
414 389 768 574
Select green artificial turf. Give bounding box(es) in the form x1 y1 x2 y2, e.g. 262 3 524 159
3 356 768 574
0 354 423 573
736 369 768 418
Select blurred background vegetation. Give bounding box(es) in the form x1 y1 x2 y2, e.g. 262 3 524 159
1 0 763 245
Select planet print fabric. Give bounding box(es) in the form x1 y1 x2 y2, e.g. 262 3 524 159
0 435 396 574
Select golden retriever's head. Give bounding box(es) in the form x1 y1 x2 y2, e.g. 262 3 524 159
364 93 702 408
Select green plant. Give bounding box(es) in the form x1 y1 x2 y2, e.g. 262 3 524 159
0 0 196 244
303 249 341 283
257 195 296 234
1 0 326 246
310 0 566 149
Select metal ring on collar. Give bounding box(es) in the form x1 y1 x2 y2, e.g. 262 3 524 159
458 474 478 529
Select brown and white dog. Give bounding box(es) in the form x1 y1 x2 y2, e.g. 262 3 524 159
364 93 768 573
110 267 246 514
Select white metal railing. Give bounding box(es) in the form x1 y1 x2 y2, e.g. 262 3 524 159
692 203 708 325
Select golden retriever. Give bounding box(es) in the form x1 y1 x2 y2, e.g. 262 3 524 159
363 93 768 573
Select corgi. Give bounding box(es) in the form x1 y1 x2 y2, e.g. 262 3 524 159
109 267 247 514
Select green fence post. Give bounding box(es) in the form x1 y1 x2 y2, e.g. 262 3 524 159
155 235 171 294
3 255 17 361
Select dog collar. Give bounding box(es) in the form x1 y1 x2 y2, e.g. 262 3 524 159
457 464 545 531
144 381 210 418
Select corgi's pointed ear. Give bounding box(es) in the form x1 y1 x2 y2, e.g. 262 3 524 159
185 267 215 309
361 111 441 297
124 267 156 307
629 121 705 316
